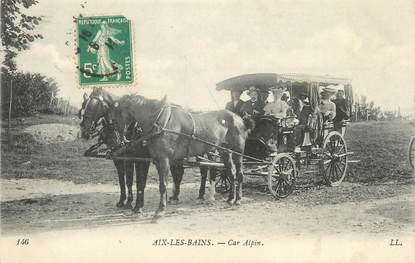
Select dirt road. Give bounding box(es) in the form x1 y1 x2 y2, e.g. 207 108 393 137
1 178 414 263
1 178 413 236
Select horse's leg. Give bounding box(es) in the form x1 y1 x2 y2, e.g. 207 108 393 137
155 157 170 215
208 167 217 202
133 161 149 214
114 160 126 208
207 152 217 202
124 160 134 209
222 152 236 204
168 162 183 204
198 165 208 200
233 153 243 205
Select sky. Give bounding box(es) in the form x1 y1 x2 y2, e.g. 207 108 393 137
13 0 415 115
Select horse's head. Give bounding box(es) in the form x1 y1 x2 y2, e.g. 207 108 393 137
79 88 115 140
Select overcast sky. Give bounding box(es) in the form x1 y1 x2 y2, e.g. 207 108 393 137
15 0 414 115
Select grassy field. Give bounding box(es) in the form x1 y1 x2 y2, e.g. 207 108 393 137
1 115 414 185
345 120 414 184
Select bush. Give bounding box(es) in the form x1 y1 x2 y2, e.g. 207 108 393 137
1 71 59 118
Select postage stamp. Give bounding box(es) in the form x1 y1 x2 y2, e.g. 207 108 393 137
76 15 133 86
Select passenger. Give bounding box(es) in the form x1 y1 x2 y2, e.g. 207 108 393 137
319 87 336 122
332 89 349 135
225 90 244 117
240 86 264 116
263 86 289 119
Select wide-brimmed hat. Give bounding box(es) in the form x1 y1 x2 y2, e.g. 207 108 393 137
246 86 258 96
320 87 336 97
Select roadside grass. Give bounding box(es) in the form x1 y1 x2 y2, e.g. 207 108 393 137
1 115 414 185
1 114 199 185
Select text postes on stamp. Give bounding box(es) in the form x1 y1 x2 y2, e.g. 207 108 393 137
77 15 133 86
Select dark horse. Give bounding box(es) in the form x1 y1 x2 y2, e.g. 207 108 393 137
79 92 151 213
104 93 253 215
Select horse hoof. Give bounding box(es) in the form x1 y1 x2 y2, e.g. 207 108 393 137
227 199 234 206
133 207 143 214
116 201 124 208
234 200 241 206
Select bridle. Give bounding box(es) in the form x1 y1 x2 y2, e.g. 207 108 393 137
80 95 112 138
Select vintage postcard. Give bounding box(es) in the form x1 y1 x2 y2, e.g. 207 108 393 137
1 0 414 262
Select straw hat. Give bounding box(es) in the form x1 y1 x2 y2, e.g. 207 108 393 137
320 87 336 97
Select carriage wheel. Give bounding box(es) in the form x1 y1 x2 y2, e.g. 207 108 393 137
268 153 297 198
321 131 348 186
215 171 231 193
409 137 415 171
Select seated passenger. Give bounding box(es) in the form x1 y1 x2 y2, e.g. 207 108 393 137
263 86 289 119
240 86 264 117
332 90 349 123
319 88 336 122
225 90 244 117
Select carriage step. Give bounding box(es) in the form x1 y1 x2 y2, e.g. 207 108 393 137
302 170 319 174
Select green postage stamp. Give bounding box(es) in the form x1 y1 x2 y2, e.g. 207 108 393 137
77 15 133 86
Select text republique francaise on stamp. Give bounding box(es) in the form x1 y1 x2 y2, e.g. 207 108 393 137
77 15 133 86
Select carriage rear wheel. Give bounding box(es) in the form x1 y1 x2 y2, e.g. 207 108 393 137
268 153 297 198
321 131 348 186
409 136 415 171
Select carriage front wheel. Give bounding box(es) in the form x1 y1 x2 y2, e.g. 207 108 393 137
321 131 348 186
267 153 297 198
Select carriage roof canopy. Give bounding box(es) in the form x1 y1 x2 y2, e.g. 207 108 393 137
216 73 352 92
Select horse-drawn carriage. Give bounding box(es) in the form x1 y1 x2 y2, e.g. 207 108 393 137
80 72 357 215
215 73 355 198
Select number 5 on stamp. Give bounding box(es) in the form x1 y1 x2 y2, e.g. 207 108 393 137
77 15 133 86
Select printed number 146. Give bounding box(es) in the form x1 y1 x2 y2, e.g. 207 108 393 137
17 238 29 245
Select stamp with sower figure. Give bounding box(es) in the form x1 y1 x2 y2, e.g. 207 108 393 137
77 15 133 86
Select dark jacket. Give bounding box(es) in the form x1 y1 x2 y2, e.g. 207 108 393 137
332 98 349 122
240 100 265 117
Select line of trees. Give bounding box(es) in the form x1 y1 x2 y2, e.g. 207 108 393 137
351 94 404 122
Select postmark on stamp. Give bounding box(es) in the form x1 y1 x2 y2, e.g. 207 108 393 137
77 15 133 86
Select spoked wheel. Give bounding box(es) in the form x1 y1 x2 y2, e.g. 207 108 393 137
409 137 415 171
268 153 297 198
321 131 348 186
215 171 231 193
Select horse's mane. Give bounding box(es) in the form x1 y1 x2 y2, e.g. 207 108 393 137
118 94 162 108
90 87 119 104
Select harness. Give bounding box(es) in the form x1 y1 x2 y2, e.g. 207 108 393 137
84 97 266 163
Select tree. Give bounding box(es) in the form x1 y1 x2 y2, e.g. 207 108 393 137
1 72 59 117
1 0 43 72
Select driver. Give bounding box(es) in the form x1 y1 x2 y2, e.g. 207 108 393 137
263 86 289 119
